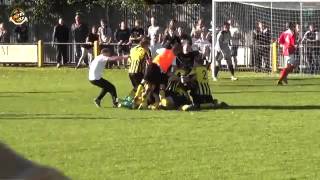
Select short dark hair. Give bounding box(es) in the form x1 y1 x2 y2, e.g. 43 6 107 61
101 48 112 54
180 34 192 45
163 36 181 49
288 22 295 29
224 21 230 26
139 36 150 46
172 42 182 54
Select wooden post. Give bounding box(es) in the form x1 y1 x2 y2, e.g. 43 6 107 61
272 42 277 73
37 40 44 67
93 41 100 58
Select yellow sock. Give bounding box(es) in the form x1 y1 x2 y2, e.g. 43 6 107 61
159 89 166 100
134 84 144 99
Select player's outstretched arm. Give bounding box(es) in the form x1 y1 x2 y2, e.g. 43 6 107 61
107 55 129 62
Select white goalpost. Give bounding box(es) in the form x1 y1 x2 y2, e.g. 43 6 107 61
211 0 320 77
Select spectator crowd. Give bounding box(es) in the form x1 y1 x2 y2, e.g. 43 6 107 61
50 14 213 69
1 14 320 72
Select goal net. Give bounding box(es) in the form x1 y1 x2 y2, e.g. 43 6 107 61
212 2 320 75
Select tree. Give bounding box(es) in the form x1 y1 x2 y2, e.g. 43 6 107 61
7 0 68 25
6 0 205 25
6 0 147 25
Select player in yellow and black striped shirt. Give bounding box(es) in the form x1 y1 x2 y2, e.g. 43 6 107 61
128 37 150 94
162 68 191 109
188 56 215 107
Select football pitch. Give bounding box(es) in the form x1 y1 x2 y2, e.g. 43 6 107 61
1 67 320 179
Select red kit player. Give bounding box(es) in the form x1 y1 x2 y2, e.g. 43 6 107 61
277 22 298 85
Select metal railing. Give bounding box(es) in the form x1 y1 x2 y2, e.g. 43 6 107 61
1 41 320 75
211 43 320 74
43 42 133 68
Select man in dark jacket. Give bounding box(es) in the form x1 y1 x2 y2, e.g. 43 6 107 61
253 21 271 71
14 23 28 43
302 24 319 73
114 21 131 67
71 14 89 65
53 18 69 68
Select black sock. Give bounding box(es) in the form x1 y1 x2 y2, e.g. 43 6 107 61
214 66 219 77
228 65 235 76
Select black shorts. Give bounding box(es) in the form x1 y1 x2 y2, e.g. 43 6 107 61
160 73 168 86
192 95 214 105
231 46 238 57
144 63 169 95
129 73 143 89
144 63 162 85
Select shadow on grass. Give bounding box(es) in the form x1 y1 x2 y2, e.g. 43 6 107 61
215 90 320 94
0 113 112 120
0 116 112 120
0 91 73 94
0 95 21 98
217 83 320 87
227 105 320 110
0 113 159 120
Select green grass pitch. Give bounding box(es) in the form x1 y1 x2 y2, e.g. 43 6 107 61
1 67 320 179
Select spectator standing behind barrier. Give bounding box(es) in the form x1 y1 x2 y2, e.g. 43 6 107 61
165 19 177 35
76 26 99 69
14 23 28 43
194 31 211 64
253 21 271 71
148 16 162 57
52 18 69 68
71 15 89 65
0 23 10 43
162 19 180 48
228 19 242 70
163 19 177 45
302 24 319 73
98 19 112 49
162 28 180 48
191 18 205 40
177 26 193 45
130 20 144 44
115 21 130 67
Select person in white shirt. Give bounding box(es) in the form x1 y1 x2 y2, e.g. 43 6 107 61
148 16 161 57
98 19 112 45
89 48 129 107
194 30 211 63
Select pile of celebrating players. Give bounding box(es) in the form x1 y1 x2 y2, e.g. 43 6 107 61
118 36 228 111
